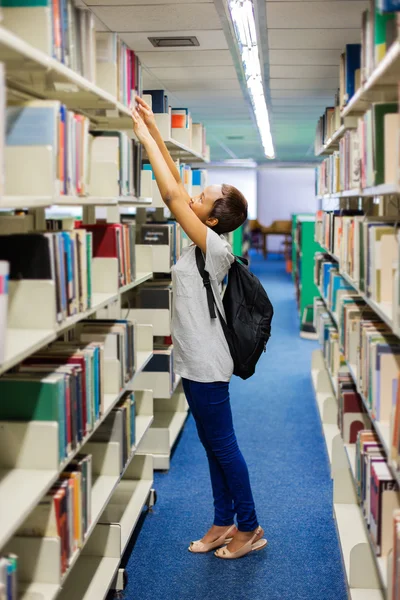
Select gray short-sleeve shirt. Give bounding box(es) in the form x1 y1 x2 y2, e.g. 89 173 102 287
171 227 234 383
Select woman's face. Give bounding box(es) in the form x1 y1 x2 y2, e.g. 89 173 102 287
189 185 222 225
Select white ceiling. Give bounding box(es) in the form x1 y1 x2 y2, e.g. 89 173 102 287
87 0 368 163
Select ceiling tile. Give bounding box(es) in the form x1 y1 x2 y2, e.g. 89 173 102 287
269 49 341 65
271 89 335 98
270 65 338 78
148 65 237 80
119 30 228 51
270 78 337 90
89 4 220 32
137 50 233 68
268 28 362 49
266 1 368 29
160 79 240 91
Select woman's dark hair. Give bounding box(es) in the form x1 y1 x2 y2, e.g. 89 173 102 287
209 184 248 235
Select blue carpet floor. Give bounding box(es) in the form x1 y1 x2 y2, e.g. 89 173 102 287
120 254 347 600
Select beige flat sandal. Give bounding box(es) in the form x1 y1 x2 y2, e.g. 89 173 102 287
188 525 237 554
214 526 268 559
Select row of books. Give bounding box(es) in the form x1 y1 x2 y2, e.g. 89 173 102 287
75 319 135 387
96 32 142 107
83 221 137 288
315 1 400 154
2 2 146 107
17 453 92 574
4 100 143 198
92 392 136 474
315 101 398 194
0 341 105 461
2 0 96 81
139 221 183 268
356 431 399 558
0 554 17 600
315 210 398 317
314 301 400 562
0 229 93 324
315 253 400 429
143 163 207 197
143 89 208 156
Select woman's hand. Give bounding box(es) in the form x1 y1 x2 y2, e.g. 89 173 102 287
135 95 157 133
131 107 152 145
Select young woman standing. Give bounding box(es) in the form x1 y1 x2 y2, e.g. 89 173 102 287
132 97 267 559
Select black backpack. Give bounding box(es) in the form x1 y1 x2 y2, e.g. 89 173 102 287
195 247 274 380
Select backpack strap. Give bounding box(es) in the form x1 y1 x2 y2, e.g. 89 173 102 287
234 255 248 266
195 246 217 319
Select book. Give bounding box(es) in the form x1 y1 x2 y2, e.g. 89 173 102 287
0 64 4 199
143 90 168 113
344 44 361 104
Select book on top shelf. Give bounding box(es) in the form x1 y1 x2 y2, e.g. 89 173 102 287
143 90 169 114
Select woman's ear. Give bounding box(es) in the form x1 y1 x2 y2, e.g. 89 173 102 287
206 216 219 228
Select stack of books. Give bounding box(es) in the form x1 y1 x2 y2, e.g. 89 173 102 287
92 392 135 473
17 453 92 573
0 341 105 461
2 1 96 80
0 229 93 324
338 373 370 443
77 319 135 386
0 554 17 600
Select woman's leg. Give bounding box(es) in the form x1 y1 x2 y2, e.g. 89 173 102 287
182 378 235 527
185 379 258 532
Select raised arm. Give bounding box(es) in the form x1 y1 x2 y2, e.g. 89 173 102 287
132 107 208 252
135 95 181 184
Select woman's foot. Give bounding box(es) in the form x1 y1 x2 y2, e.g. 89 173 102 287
214 526 267 559
188 524 237 553
225 526 265 553
201 524 237 545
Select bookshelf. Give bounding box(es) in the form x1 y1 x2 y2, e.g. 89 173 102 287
0 7 208 598
311 350 386 599
311 6 400 596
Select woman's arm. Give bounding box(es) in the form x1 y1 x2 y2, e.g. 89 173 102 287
135 95 181 184
132 108 208 252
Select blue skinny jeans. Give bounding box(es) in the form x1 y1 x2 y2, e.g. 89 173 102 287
182 378 258 532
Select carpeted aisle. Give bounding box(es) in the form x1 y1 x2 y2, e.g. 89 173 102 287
120 254 347 600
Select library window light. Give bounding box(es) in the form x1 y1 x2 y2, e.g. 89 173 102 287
228 0 275 159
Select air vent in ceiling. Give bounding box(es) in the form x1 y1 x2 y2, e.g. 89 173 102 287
148 36 199 48
226 135 244 140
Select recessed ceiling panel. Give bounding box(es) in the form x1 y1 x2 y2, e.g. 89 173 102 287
90 4 220 32
266 1 368 29
137 50 233 68
268 28 362 49
119 30 228 51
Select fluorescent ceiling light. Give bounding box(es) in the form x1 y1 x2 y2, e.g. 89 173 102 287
228 0 275 159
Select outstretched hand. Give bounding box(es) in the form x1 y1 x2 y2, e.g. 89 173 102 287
135 95 157 132
131 107 152 145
